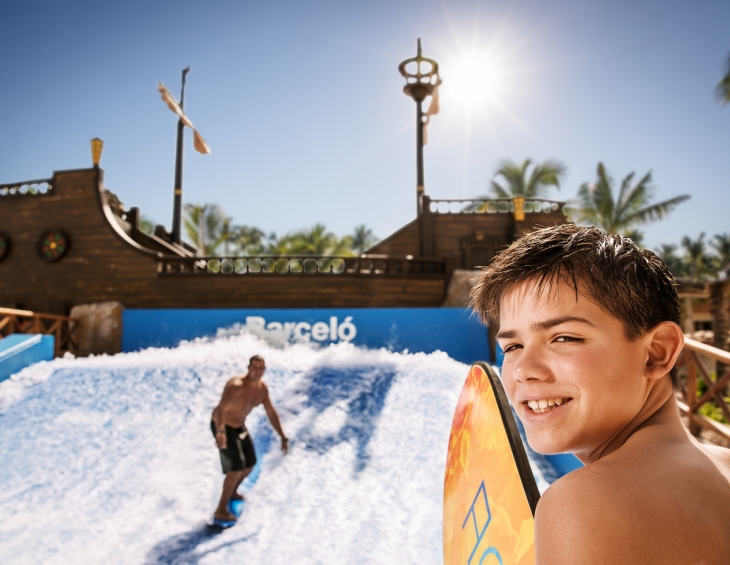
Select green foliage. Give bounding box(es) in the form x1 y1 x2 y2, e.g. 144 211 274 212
139 215 156 236
568 162 690 235
489 158 565 199
655 233 730 281
680 233 716 282
181 203 375 257
268 223 355 256
711 233 730 277
656 244 688 278
696 378 730 424
698 401 729 425
351 224 378 254
183 203 229 256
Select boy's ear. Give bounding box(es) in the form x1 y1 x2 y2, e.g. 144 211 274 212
644 322 684 381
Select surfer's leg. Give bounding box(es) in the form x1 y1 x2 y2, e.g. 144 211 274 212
231 466 254 500
215 471 244 520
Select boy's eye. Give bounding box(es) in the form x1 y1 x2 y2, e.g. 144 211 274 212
554 335 582 343
501 343 522 353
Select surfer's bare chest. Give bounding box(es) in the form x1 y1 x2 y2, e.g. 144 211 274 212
220 379 266 426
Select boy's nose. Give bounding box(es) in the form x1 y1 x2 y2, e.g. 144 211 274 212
511 345 552 383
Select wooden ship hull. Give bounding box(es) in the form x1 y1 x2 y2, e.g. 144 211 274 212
0 167 567 313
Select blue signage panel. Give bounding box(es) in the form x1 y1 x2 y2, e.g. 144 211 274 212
122 308 490 365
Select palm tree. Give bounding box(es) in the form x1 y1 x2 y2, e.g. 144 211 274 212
351 225 378 254
712 233 730 277
231 225 269 256
681 233 713 282
489 158 566 199
717 54 730 105
656 244 688 278
570 163 690 234
183 203 229 255
270 224 354 256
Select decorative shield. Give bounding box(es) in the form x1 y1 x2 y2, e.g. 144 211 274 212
444 362 539 565
37 228 70 263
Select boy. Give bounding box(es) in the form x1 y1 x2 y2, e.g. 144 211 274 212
471 224 730 564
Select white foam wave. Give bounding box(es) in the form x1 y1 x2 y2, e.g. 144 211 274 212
0 333 479 565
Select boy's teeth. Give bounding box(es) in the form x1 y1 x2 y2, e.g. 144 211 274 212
526 398 569 413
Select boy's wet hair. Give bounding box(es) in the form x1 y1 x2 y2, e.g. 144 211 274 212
471 224 682 387
249 355 265 365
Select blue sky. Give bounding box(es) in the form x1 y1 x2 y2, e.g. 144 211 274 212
1 0 728 251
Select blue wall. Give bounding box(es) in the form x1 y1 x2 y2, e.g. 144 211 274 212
0 334 55 383
122 308 490 365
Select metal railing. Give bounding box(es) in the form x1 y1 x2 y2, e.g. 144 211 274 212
0 178 54 198
428 198 564 215
157 255 446 276
677 337 730 441
0 307 77 357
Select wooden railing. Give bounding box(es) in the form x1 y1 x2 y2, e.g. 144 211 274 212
0 307 77 357
0 178 54 198
157 255 446 277
677 337 730 441
428 197 564 215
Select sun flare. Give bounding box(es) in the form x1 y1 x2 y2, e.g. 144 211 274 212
440 49 508 116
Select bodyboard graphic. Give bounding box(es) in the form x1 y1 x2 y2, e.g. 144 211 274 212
444 362 540 565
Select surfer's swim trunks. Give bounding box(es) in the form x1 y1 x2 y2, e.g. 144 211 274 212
210 421 257 473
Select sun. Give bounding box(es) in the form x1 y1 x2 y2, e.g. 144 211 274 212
440 48 509 116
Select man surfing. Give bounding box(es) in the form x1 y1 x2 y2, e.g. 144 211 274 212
210 355 288 524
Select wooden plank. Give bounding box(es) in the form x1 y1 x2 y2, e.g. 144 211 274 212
677 398 730 441
684 337 730 365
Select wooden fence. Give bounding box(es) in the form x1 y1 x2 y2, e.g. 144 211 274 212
157 255 446 277
0 307 77 357
427 197 565 215
677 337 730 441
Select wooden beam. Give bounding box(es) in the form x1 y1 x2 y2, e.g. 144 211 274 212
677 398 730 441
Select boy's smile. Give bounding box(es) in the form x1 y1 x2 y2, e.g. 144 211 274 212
498 279 653 461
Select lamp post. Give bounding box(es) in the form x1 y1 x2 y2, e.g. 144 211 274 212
398 38 439 216
90 138 104 168
171 66 190 245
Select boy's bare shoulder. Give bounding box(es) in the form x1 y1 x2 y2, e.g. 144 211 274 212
536 447 730 564
535 465 620 563
697 442 730 474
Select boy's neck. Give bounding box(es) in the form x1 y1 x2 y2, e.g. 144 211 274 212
578 376 682 464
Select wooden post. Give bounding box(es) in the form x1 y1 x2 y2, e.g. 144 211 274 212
420 194 434 258
685 353 702 436
683 296 695 334
709 279 728 388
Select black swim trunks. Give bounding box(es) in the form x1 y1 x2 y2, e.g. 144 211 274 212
210 421 257 473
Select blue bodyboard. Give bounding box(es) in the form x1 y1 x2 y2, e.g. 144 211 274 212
207 497 244 529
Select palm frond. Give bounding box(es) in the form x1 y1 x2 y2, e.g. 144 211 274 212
615 170 653 224
620 194 690 227
489 180 512 199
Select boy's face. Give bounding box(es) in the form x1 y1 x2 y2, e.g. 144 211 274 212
497 279 651 459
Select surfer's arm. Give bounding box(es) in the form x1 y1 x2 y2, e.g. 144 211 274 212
212 380 235 448
262 392 288 454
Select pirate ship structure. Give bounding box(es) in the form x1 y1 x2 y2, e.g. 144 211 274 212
0 164 567 313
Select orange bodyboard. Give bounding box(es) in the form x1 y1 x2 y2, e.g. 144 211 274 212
444 362 540 565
